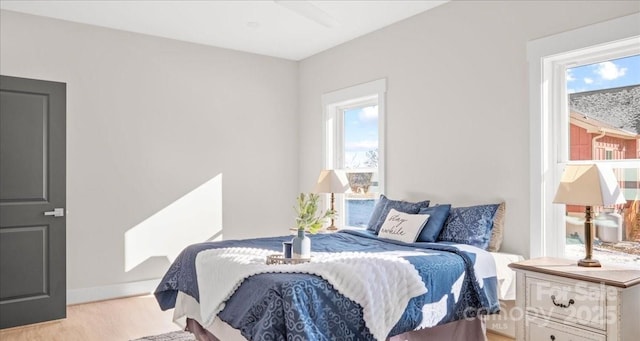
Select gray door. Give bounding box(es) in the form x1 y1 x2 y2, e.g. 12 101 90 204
0 75 66 329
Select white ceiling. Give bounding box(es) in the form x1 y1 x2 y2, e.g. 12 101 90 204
0 0 447 61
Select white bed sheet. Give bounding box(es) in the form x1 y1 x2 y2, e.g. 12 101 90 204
489 252 524 300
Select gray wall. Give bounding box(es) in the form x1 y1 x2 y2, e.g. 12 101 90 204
1 0 638 297
0 10 299 291
297 1 640 257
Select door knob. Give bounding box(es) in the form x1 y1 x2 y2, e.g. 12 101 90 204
44 208 65 217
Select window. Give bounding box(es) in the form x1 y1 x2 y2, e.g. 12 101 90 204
528 13 640 267
605 150 614 160
563 53 640 266
322 79 386 228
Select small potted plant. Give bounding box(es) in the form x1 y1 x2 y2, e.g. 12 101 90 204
292 193 336 258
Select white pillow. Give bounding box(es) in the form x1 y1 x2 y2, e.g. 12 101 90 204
378 208 430 243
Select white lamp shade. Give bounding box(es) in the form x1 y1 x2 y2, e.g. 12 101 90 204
553 164 626 206
313 169 350 194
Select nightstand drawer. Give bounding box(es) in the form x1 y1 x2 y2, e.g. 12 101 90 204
526 276 605 330
512 258 640 341
528 315 605 341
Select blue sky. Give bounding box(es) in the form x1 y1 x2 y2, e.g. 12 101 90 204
567 54 640 93
343 105 378 169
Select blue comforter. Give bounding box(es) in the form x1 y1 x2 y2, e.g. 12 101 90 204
155 230 499 340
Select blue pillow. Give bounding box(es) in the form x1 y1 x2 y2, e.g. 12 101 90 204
366 197 388 232
416 204 451 242
437 204 500 249
366 194 430 234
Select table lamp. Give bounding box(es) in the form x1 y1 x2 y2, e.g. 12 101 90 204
553 164 626 267
313 169 349 230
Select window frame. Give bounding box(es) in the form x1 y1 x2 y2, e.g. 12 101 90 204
528 13 640 259
322 78 387 227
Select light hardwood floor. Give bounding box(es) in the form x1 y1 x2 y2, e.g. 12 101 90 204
0 295 515 341
0 295 178 341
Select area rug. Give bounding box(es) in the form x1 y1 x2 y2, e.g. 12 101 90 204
132 330 196 341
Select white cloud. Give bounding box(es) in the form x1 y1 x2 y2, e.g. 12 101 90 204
566 69 576 82
346 140 378 151
583 77 594 84
595 61 627 80
358 106 378 121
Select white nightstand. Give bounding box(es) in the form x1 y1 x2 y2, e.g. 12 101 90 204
509 258 640 341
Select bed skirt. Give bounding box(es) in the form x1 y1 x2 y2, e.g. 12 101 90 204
185 316 487 341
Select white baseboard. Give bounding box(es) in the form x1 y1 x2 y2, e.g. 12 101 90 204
67 278 161 305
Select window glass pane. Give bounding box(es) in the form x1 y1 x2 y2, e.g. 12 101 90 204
567 54 640 161
343 105 378 227
564 166 640 267
343 105 378 169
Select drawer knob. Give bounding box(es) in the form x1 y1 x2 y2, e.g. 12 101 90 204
550 335 556 341
551 295 575 308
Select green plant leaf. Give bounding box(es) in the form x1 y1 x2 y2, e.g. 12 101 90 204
293 192 337 233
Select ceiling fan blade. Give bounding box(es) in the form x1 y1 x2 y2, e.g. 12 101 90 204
274 1 340 28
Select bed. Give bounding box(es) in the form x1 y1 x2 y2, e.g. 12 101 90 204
155 229 504 341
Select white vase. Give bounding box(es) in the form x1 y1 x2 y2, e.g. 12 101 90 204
292 230 311 259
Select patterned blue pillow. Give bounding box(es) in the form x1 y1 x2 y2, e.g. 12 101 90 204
366 194 430 234
416 204 451 242
437 204 500 249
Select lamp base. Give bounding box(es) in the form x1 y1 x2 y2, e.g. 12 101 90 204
326 225 338 231
579 206 601 268
578 258 601 267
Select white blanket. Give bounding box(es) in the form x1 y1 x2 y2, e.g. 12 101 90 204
195 247 428 341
